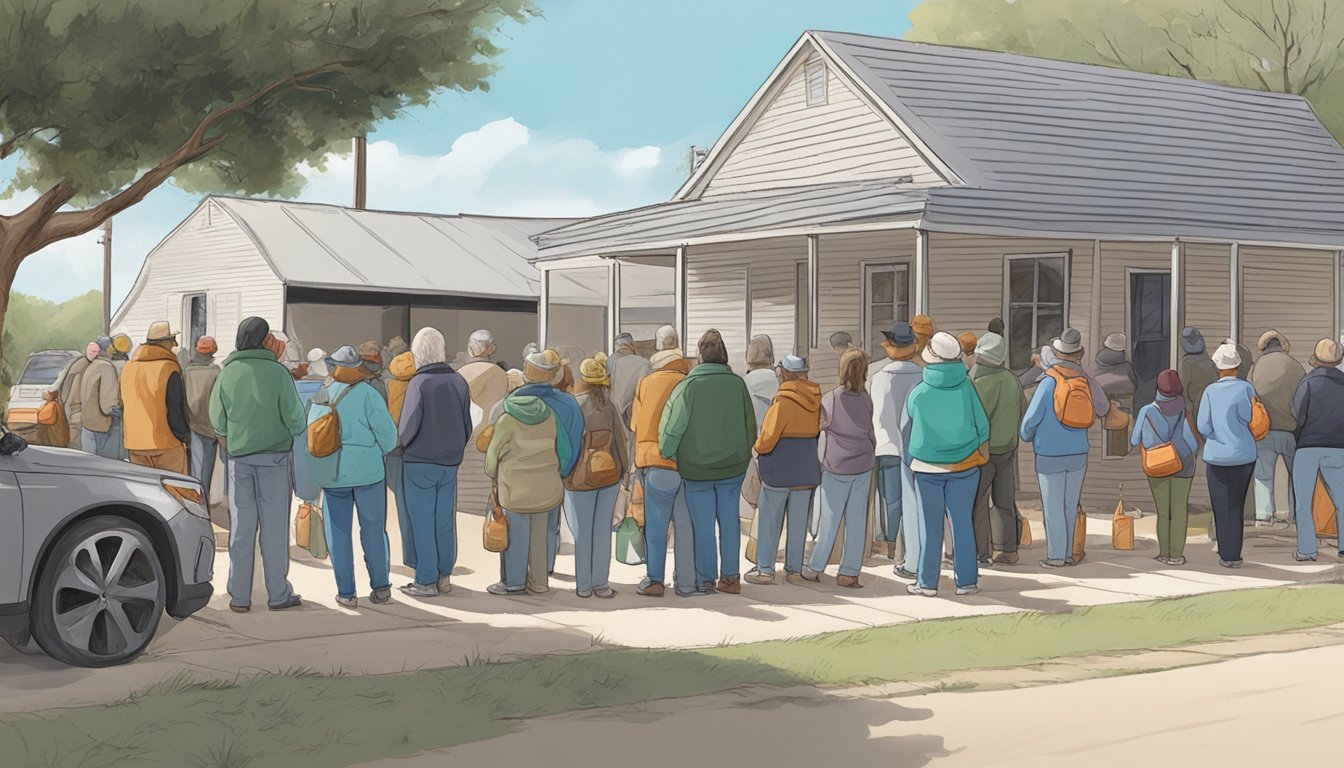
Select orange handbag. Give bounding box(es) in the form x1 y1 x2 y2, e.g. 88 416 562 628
1139 413 1183 478
1249 397 1270 441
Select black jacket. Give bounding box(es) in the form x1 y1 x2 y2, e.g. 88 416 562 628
1292 367 1344 449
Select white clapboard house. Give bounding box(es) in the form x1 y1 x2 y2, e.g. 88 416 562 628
530 30 1344 509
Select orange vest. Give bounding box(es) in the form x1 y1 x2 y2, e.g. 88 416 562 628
120 344 182 451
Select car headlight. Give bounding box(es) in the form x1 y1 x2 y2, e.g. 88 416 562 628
162 478 209 520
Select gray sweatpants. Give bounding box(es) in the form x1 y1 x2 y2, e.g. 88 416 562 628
227 451 296 608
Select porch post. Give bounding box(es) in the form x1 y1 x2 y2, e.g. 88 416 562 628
1334 251 1341 342
1088 240 1102 366
1170 240 1184 369
914 229 929 316
807 234 819 348
538 267 550 349
607 259 621 354
675 246 687 348
1229 242 1240 343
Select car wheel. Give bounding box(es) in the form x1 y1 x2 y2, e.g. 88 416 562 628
30 516 166 667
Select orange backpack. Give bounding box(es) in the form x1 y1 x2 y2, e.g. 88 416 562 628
1046 368 1096 429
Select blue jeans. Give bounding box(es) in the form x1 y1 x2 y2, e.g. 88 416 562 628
641 468 697 592
403 462 459 586
323 482 391 599
226 452 295 608
547 507 561 573
684 473 746 582
1255 430 1297 522
1036 453 1088 562
386 455 415 568
913 469 980 590
876 456 904 543
82 426 122 461
756 484 813 575
565 485 619 594
810 471 873 577
896 462 921 573
189 432 218 501
1292 447 1344 557
503 507 555 593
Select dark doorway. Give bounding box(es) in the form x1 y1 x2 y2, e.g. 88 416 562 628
187 294 207 350
1130 271 1171 409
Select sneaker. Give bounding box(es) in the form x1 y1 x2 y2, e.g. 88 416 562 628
699 580 717 594
1294 552 1318 562
1256 520 1290 530
1166 556 1186 566
906 584 938 597
799 567 822 582
992 551 1019 565
400 582 440 598
593 587 617 599
576 589 593 598
1040 559 1067 568
744 568 775 585
437 576 453 594
978 557 994 569
229 603 250 614
892 566 918 580
636 579 665 597
716 576 742 594
486 582 524 596
836 574 862 589
268 595 303 611
336 595 358 608
370 587 392 604
1155 555 1170 564
674 586 703 597
1219 559 1244 569
955 584 980 596
784 572 810 586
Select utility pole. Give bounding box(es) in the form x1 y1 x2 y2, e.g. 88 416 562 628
99 218 112 335
353 135 367 210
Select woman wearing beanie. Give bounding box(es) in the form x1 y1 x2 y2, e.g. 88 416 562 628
901 331 990 596
743 335 778 435
1197 343 1259 567
1132 370 1200 566
564 354 629 598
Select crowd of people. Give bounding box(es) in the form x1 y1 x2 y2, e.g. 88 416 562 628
30 309 1344 608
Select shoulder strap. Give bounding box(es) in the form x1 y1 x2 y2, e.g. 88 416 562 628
330 381 360 408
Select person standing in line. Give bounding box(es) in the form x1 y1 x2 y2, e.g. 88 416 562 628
803 349 875 588
485 386 564 596
356 340 389 400
457 329 508 426
608 332 652 424
957 332 978 372
971 332 1026 565
80 338 123 460
182 337 222 499
1178 327 1218 414
1223 337 1254 381
564 354 628 598
902 332 990 597
386 350 418 570
630 342 699 597
307 346 398 608
659 329 756 595
210 317 306 612
514 349 584 575
397 328 474 597
1289 339 1344 563
1131 370 1199 566
744 335 779 434
1197 343 1259 568
911 315 936 364
1020 328 1109 568
51 340 95 447
1248 330 1304 529
870 321 924 573
121 323 191 473
747 355 821 586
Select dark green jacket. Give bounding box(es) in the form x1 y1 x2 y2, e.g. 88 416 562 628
657 363 756 481
973 364 1026 455
209 349 306 457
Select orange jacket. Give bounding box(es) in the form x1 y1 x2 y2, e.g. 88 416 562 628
387 352 416 426
121 344 187 451
629 358 691 470
754 379 822 455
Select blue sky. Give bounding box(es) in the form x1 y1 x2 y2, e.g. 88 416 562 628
1 0 919 305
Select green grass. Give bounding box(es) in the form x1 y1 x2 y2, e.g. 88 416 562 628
4 585 1344 768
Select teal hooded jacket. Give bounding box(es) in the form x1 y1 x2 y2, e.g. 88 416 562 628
902 362 990 465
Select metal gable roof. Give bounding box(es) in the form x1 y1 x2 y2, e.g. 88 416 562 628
813 30 1344 246
210 196 576 299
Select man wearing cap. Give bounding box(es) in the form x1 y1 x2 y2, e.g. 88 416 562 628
870 321 924 571
211 317 307 611
110 333 133 372
121 321 191 474
1289 338 1344 562
1197 342 1259 567
748 354 822 585
1249 330 1304 528
608 332 652 425
184 337 223 501
79 337 123 460
972 331 1026 565
1020 328 1109 567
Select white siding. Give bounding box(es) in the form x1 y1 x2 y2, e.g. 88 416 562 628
1241 246 1335 366
815 231 916 389
113 200 284 359
686 240 798 373
703 53 944 197
1184 243 1231 344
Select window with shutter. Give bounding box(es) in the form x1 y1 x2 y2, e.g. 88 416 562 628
805 61 827 107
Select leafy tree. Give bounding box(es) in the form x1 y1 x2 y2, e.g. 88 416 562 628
907 0 1344 138
0 0 535 353
2 290 103 374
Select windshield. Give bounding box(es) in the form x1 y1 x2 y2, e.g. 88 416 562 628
19 352 76 386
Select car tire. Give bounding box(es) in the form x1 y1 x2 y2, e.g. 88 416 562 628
30 516 167 667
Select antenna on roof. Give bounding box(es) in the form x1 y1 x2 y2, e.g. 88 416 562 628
688 145 710 178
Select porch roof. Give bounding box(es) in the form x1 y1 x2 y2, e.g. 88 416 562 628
531 180 927 260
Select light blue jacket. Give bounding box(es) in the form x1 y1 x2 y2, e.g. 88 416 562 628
306 380 399 489
1196 376 1257 466
1131 400 1199 478
1019 365 1107 458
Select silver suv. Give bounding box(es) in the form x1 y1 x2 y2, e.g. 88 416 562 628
0 432 214 667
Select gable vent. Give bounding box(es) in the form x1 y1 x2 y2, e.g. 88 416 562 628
805 60 828 107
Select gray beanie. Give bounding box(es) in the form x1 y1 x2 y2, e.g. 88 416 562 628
746 335 774 367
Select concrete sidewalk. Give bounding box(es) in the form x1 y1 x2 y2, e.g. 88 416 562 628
0 502 1336 713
